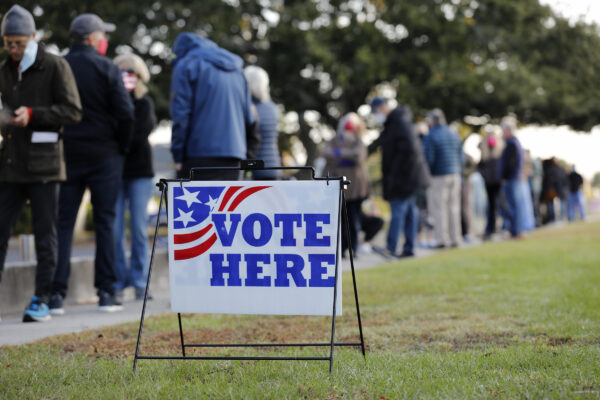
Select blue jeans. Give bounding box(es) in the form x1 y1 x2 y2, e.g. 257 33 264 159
387 196 418 255
502 179 525 237
53 155 124 297
114 178 154 291
567 190 585 221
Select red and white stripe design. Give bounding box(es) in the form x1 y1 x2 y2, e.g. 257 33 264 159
173 186 270 260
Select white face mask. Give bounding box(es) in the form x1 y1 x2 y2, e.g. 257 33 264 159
373 112 387 126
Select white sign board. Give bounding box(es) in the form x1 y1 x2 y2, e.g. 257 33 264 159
167 180 342 315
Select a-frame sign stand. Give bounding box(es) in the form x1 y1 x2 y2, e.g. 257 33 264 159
133 162 365 372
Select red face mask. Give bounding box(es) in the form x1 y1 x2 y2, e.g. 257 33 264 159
96 36 108 56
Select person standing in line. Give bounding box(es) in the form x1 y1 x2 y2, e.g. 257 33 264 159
243 65 281 180
478 131 503 239
520 150 536 232
322 112 370 257
423 108 462 248
370 97 430 258
567 165 585 221
498 116 526 239
49 14 134 314
0 4 82 322
113 53 157 301
170 32 259 181
460 150 476 242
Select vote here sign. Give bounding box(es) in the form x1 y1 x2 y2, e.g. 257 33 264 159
167 180 342 315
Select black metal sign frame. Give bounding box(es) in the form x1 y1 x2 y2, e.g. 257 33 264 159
133 163 365 372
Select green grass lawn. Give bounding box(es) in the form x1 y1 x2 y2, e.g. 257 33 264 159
2 222 600 399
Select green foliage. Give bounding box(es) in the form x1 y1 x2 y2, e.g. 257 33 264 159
4 0 600 165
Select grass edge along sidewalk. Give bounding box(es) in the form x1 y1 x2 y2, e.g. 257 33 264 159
1 221 600 399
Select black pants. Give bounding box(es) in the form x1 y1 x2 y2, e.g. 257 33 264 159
0 182 59 303
360 212 384 242
342 199 363 254
485 183 500 235
52 155 124 298
178 158 242 181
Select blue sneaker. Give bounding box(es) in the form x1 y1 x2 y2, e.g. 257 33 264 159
22 296 51 322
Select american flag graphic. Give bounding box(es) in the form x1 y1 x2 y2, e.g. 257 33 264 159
172 185 271 260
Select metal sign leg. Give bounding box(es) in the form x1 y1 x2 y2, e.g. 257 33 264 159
341 192 366 358
178 313 186 357
133 182 166 372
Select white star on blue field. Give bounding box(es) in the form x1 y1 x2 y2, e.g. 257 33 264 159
173 186 225 229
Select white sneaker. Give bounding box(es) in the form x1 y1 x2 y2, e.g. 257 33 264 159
357 243 373 255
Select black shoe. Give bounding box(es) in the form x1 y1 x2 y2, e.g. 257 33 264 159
49 293 64 315
135 287 153 301
433 244 446 249
397 252 415 259
98 291 123 313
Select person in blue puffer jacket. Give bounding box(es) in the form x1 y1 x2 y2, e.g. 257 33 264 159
243 65 282 180
170 32 259 180
423 108 463 248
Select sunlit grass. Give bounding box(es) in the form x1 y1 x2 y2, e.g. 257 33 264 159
1 222 599 399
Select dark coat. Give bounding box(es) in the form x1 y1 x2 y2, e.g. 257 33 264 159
123 95 157 179
380 107 430 200
478 157 500 185
568 171 583 193
0 45 82 183
63 44 134 163
499 136 524 181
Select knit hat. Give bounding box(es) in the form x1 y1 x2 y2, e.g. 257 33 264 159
1 5 35 36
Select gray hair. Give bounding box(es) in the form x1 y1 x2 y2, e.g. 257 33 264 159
426 108 446 126
244 65 271 103
500 116 517 132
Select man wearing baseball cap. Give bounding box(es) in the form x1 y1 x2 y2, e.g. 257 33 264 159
49 13 134 314
0 4 82 322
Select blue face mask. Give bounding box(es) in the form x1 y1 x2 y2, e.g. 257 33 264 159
19 39 38 73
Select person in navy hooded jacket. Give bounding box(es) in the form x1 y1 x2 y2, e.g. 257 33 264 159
170 32 259 180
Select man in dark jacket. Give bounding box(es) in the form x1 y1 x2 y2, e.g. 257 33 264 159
423 108 462 248
498 116 525 238
371 97 430 258
0 4 82 322
49 13 134 314
477 134 503 239
170 32 258 180
567 166 585 221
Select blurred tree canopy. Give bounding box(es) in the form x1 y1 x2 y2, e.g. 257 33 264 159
2 0 600 165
